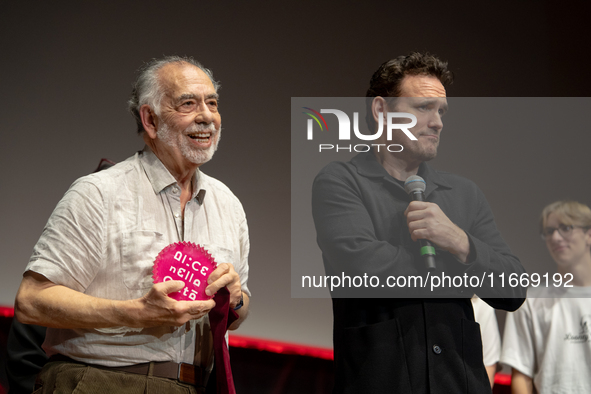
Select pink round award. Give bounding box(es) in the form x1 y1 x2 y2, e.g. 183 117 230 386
152 242 217 301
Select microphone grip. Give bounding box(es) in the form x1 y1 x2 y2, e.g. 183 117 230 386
420 239 437 271
412 191 426 202
411 191 436 271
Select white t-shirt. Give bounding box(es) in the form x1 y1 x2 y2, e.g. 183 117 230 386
472 296 501 366
501 286 591 394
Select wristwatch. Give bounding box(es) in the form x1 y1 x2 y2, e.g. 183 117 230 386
233 292 244 310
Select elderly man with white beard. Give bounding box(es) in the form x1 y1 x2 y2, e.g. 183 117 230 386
14 56 250 394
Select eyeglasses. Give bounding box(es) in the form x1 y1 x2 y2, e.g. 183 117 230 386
540 224 585 241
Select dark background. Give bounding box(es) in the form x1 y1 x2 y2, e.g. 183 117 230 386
1 1 590 353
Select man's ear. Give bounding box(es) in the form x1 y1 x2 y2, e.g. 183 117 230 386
140 105 158 139
371 97 388 129
584 227 591 248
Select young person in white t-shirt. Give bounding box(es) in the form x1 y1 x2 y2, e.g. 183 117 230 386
501 200 591 394
472 296 501 388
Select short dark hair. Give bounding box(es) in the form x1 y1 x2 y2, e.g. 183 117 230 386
128 56 220 134
365 52 453 129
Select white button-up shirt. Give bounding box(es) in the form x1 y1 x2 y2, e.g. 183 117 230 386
26 147 250 367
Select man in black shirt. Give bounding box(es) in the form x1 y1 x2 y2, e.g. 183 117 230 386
312 52 526 393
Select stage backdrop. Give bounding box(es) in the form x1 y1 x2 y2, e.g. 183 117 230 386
1 1 590 349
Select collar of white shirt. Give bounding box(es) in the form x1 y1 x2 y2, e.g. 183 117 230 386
140 146 206 205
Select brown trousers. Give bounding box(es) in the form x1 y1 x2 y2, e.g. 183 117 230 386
33 361 204 394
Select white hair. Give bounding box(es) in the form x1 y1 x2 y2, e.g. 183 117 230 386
128 56 220 134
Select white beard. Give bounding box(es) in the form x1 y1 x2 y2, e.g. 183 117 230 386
157 121 221 165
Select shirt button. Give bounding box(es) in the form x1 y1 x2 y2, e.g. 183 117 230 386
433 345 442 355
172 187 179 194
174 213 180 218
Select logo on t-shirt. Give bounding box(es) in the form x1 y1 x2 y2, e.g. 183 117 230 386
581 314 591 334
563 314 591 343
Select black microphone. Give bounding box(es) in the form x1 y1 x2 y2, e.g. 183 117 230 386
404 175 436 271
